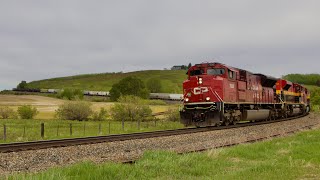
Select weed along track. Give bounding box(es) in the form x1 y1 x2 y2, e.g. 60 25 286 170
0 114 319 175
178 118 317 154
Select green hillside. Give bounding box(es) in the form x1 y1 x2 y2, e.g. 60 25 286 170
283 74 320 86
26 71 320 104
27 70 187 93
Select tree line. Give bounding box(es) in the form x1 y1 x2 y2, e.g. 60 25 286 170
3 76 180 121
283 74 320 86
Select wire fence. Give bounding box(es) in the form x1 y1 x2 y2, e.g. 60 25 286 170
0 119 183 143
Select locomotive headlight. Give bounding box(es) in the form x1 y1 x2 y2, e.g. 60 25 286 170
199 78 203 84
185 98 189 102
206 97 211 101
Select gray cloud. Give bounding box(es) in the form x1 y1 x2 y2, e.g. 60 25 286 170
1 0 320 90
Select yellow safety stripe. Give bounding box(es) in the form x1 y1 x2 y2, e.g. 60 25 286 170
276 90 301 96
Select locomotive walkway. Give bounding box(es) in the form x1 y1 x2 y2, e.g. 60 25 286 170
0 114 311 153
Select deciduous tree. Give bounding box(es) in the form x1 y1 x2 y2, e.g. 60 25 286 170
109 76 149 101
147 78 162 93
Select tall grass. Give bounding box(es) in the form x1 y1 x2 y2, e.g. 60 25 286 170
0 119 184 144
9 128 320 179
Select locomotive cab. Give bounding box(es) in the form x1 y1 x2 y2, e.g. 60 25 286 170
181 63 231 126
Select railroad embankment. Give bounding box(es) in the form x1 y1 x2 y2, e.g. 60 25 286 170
2 113 320 179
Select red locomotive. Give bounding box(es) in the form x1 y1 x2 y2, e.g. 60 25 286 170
180 62 310 127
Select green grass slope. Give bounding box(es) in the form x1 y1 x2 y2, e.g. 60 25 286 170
26 71 320 95
10 127 320 179
27 70 187 93
283 74 320 86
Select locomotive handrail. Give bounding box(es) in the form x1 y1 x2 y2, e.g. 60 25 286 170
208 87 223 112
209 87 223 102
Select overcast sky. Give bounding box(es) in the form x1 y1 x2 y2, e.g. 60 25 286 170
1 1 320 90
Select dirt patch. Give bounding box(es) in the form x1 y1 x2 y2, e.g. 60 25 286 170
0 95 114 119
0 95 64 106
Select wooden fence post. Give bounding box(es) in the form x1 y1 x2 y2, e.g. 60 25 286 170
122 118 125 131
84 124 86 136
23 125 26 137
57 125 60 137
99 123 101 135
108 121 111 134
138 119 141 130
3 124 6 141
70 123 72 136
41 123 44 139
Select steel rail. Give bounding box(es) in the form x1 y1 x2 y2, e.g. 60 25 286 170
0 114 309 153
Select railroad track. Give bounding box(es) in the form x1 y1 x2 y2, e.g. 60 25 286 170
0 114 310 153
124 121 318 164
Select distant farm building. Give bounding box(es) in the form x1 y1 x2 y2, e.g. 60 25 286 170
171 65 187 70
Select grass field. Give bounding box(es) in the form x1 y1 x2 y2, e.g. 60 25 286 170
0 95 183 143
0 95 175 119
26 70 187 93
8 126 320 179
0 119 184 144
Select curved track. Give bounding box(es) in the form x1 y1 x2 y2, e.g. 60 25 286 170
0 114 309 153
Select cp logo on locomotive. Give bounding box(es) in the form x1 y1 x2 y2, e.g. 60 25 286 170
193 87 209 95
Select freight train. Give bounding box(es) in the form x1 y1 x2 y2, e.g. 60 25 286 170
12 88 183 101
180 62 310 127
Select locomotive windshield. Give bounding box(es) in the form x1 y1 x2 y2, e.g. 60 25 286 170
190 69 204 76
207 68 225 75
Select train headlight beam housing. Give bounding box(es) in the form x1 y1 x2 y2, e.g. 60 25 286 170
199 78 203 85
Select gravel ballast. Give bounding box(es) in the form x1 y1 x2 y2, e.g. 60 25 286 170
0 113 319 175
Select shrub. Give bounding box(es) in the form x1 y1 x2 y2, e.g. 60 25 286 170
17 80 28 90
17 105 38 119
311 88 320 105
109 76 149 101
57 88 84 100
110 95 152 121
147 78 162 93
92 107 108 121
56 101 93 121
311 105 320 112
0 106 16 119
165 107 180 122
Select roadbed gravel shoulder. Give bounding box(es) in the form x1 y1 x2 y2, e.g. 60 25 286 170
0 113 319 175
